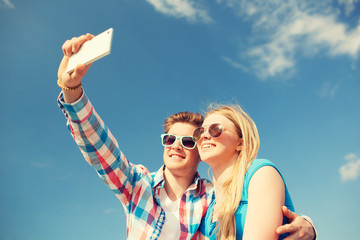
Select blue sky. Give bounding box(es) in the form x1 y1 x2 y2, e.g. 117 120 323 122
1 0 359 239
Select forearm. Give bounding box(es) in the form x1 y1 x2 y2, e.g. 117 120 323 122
58 91 141 204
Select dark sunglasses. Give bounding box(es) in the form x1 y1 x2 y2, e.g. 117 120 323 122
161 134 197 150
193 123 239 142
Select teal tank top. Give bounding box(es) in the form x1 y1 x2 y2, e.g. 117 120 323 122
200 159 295 240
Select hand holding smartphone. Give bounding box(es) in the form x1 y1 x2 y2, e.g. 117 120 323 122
66 28 114 73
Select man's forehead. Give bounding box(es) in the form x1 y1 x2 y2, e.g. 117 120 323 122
168 122 197 135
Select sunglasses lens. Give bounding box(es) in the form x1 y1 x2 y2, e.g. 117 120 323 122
193 127 204 141
163 135 176 146
181 137 196 149
209 124 223 138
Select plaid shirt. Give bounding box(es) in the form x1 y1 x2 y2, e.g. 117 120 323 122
58 91 215 240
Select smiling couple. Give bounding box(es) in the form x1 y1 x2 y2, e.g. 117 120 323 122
57 33 316 240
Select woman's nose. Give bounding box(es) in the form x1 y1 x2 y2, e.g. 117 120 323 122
202 128 211 139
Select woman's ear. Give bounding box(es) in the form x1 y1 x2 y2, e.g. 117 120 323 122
236 138 243 152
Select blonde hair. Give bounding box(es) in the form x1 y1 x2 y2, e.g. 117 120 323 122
206 104 260 240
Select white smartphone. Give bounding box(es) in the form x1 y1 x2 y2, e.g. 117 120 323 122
66 28 114 73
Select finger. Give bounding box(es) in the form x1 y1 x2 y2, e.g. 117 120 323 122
76 63 92 79
83 62 93 73
282 206 298 221
281 231 306 240
58 55 70 79
276 223 297 235
85 33 95 40
62 40 73 57
72 35 87 53
282 205 289 214
72 34 94 53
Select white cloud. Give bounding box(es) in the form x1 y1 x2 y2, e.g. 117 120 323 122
247 32 296 78
338 0 359 15
146 0 213 23
339 153 360 183
146 0 360 79
221 56 249 72
0 0 15 9
219 0 360 79
319 81 340 98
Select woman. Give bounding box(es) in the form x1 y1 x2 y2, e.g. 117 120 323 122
196 104 294 240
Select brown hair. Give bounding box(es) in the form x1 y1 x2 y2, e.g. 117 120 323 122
163 111 203 133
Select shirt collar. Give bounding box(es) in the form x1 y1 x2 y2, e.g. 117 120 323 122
153 165 166 189
153 165 202 193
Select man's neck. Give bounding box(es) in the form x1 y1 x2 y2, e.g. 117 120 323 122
163 168 196 201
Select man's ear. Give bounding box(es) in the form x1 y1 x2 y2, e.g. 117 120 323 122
236 138 243 152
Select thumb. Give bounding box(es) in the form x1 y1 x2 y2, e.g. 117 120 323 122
282 206 298 221
71 63 92 82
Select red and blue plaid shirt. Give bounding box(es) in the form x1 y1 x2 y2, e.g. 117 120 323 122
58 91 215 240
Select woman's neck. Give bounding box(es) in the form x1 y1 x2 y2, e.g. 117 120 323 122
213 163 232 200
211 155 238 218
211 154 238 183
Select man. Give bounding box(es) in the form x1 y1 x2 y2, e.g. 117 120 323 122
57 33 316 239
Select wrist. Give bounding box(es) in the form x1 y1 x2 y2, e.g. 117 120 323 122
57 79 82 91
301 215 318 240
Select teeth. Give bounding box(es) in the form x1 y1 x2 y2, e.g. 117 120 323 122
202 144 215 149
